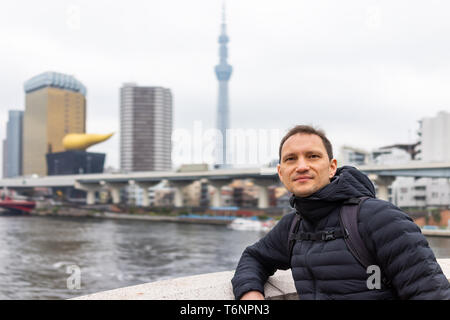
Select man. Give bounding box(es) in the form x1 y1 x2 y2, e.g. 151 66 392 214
231 125 450 300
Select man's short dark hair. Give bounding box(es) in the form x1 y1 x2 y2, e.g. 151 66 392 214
278 125 334 162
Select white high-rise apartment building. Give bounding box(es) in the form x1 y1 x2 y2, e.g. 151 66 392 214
389 111 450 208
120 83 172 172
337 145 369 167
416 110 450 161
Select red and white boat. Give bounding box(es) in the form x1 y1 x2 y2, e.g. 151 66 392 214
0 196 36 214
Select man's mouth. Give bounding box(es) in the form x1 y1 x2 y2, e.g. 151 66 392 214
293 176 313 182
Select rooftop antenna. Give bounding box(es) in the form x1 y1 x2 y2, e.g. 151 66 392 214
222 1 226 21
221 0 226 33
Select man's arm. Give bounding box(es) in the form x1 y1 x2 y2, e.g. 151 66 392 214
231 213 294 300
359 199 450 299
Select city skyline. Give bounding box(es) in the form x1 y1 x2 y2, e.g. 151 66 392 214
1 1 450 172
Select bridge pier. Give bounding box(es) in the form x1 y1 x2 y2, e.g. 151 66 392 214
74 182 102 205
135 181 160 207
253 179 276 209
168 180 192 207
368 174 395 201
104 182 128 204
208 179 231 207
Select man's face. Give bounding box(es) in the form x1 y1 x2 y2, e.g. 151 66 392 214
277 133 337 197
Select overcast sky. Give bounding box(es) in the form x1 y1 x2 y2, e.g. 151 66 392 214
1 0 450 171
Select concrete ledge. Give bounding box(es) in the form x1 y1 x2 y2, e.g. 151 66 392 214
421 229 450 237
72 259 450 300
72 269 296 300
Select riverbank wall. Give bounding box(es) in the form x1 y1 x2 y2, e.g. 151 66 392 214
27 204 450 234
30 205 238 225
73 259 450 300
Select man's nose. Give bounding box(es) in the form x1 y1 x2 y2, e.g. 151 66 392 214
294 158 309 171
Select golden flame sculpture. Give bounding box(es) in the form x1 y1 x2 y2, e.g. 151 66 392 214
63 133 114 150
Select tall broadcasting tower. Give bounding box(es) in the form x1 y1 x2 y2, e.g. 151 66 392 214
215 3 232 168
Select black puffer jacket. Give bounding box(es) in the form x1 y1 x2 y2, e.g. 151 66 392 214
231 166 450 300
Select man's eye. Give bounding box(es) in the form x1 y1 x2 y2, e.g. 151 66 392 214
310 154 320 158
285 157 294 162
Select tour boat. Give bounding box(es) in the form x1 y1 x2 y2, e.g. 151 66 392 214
228 218 275 232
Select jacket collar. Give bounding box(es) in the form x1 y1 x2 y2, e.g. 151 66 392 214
288 166 376 222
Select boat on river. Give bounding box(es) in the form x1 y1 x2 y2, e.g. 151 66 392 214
228 218 276 232
0 196 36 215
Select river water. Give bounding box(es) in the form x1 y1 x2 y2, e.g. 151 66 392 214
0 215 449 300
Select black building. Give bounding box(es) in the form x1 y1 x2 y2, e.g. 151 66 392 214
46 150 105 175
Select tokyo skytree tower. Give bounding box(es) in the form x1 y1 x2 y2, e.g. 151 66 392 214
214 3 232 168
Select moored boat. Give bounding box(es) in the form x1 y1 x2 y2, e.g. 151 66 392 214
0 196 36 215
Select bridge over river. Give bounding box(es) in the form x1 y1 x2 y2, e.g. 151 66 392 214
2 161 450 208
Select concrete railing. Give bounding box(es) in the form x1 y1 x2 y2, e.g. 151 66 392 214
73 259 450 300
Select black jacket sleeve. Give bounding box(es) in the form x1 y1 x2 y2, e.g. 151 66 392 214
359 199 450 300
231 213 295 300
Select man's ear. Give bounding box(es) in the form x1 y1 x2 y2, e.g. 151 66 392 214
329 159 337 179
277 163 283 183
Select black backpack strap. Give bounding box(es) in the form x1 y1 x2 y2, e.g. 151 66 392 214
288 213 302 262
340 197 392 288
339 197 373 268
